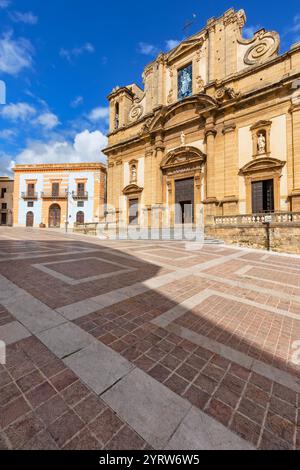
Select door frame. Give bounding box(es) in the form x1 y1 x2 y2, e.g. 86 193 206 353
48 204 61 228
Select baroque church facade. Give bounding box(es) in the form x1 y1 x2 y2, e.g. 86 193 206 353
104 8 300 235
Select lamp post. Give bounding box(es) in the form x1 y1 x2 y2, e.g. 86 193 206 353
65 186 70 233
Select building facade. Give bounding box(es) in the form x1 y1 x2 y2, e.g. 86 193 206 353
13 163 106 229
104 8 300 244
0 176 14 226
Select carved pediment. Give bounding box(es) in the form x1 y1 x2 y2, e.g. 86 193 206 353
122 184 143 195
146 95 217 134
167 35 205 63
239 157 285 176
161 146 206 172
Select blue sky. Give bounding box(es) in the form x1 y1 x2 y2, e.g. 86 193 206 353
0 0 300 175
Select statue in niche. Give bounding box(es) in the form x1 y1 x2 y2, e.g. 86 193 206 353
257 132 266 155
131 164 137 182
180 132 186 146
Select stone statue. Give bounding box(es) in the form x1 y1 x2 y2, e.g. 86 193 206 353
257 133 266 154
180 132 186 146
131 165 137 182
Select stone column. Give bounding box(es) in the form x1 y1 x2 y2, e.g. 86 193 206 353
289 94 300 211
207 21 216 83
222 123 238 215
204 117 217 221
205 117 217 200
154 133 165 205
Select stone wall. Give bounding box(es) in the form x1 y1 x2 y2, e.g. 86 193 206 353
205 223 300 254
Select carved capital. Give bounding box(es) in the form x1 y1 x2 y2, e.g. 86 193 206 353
222 123 236 134
205 128 217 139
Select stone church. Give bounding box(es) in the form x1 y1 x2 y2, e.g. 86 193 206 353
103 8 300 244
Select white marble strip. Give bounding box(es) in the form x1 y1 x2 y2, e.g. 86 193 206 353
56 270 189 320
33 256 137 286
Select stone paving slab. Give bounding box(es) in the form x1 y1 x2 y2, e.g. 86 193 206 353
37 323 93 359
102 367 191 449
64 341 134 395
166 406 254 450
0 321 31 345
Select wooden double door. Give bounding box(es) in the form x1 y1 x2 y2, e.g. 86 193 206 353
49 204 61 228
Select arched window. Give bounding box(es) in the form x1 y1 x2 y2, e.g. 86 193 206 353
76 211 84 224
115 103 119 129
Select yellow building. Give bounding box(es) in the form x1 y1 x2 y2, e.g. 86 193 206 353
0 176 14 226
103 8 300 248
13 163 106 229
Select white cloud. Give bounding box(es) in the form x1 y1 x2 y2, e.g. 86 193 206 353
34 112 60 130
60 43 95 62
14 130 107 166
0 0 10 8
88 106 109 122
138 42 159 56
243 25 261 39
165 39 180 51
0 129 16 139
0 102 36 121
9 11 39 25
0 31 34 75
70 96 83 108
0 152 14 175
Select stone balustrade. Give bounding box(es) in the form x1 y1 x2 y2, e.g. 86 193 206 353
214 212 300 226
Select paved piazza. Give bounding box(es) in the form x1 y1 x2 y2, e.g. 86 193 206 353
0 228 300 450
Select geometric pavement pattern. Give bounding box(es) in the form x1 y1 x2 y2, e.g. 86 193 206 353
0 227 299 450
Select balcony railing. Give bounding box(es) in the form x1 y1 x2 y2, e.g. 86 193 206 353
214 212 300 226
41 191 67 199
72 191 88 200
21 192 38 200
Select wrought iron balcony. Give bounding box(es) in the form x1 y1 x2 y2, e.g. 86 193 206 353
41 191 67 199
72 191 88 200
21 192 38 200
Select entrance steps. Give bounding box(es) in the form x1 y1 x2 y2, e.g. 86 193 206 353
204 237 224 245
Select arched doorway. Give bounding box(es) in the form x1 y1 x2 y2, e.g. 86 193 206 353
76 211 84 224
26 211 34 227
49 204 61 228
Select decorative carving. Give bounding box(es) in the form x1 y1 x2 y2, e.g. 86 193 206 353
215 86 240 102
123 184 143 196
239 157 285 176
161 146 206 174
167 89 174 104
129 104 143 121
180 132 186 146
196 75 205 92
242 29 280 66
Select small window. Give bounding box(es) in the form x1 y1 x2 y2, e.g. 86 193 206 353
27 201 34 208
77 201 84 208
178 63 193 100
1 203 7 209
1 188 7 198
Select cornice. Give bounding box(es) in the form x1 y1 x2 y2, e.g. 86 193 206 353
13 163 107 173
